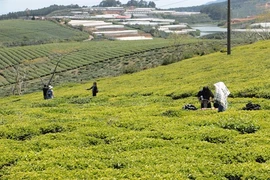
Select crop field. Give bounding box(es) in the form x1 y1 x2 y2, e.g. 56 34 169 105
0 40 270 179
0 19 89 47
0 38 224 96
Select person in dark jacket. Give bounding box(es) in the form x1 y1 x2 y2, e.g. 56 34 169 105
43 85 48 99
197 86 214 109
87 82 98 96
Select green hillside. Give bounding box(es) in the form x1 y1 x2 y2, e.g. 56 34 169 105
0 19 89 47
0 40 270 179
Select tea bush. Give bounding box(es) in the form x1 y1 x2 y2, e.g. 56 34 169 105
218 119 260 134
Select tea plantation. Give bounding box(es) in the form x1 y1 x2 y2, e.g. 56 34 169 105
0 40 270 179
0 38 225 97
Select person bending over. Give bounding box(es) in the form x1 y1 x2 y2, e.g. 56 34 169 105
197 86 214 109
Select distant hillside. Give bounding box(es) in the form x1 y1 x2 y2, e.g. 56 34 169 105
0 4 80 20
0 19 89 47
172 0 270 19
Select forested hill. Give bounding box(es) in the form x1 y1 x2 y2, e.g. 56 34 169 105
171 0 270 19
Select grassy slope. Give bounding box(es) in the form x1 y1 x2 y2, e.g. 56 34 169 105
0 19 89 46
0 40 270 179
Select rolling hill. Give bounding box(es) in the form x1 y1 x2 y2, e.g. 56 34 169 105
0 40 269 179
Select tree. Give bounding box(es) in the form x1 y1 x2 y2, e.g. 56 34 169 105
148 1 156 8
126 0 138 7
138 0 147 7
99 0 122 7
126 0 155 8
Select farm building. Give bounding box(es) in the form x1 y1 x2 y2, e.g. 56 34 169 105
68 20 112 27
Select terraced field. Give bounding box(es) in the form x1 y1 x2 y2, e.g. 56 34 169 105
0 39 224 96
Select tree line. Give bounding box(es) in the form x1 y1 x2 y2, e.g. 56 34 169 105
97 0 156 8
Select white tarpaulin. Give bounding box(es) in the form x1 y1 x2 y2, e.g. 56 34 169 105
214 82 230 110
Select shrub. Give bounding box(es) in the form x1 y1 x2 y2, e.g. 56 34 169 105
40 124 64 134
161 54 179 65
111 162 126 169
225 174 242 180
167 92 192 100
6 127 38 141
121 64 140 74
147 131 174 141
31 101 59 108
0 109 16 115
86 137 102 146
161 110 179 117
68 97 91 104
202 135 228 144
255 155 266 163
218 120 260 134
